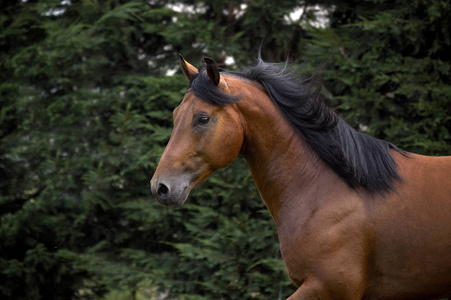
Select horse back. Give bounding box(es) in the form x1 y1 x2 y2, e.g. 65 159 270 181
366 153 451 299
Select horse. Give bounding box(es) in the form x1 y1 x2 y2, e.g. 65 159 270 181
150 55 451 299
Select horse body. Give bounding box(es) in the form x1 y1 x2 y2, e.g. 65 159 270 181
364 153 451 299
151 56 451 299
237 79 451 299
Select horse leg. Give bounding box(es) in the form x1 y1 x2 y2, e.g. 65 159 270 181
286 275 366 300
286 278 330 300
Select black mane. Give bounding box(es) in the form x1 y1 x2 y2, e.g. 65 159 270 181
190 59 404 195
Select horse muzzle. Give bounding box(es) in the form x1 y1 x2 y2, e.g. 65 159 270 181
150 175 190 206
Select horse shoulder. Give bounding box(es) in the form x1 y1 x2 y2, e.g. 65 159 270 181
278 186 372 296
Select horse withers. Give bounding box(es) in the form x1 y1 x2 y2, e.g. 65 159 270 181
151 55 451 299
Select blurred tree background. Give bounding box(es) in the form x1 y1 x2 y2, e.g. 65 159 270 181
0 0 450 299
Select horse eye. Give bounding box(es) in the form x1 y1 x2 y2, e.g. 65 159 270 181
197 116 210 125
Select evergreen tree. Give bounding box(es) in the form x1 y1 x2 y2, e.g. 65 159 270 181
306 0 451 155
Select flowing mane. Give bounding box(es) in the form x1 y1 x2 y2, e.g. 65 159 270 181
189 59 405 195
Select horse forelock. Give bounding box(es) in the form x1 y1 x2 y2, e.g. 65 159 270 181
188 58 405 196
189 68 241 106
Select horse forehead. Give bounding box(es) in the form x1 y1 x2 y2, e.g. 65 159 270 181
176 92 218 116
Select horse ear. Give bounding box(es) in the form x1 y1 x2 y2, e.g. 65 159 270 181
179 54 198 82
204 57 220 86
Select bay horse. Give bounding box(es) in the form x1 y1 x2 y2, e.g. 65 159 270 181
150 55 451 299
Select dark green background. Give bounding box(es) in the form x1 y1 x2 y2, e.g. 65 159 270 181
1 0 450 299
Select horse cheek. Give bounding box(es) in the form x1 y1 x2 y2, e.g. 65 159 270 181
207 123 242 170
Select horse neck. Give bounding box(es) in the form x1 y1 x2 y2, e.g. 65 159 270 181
236 82 340 225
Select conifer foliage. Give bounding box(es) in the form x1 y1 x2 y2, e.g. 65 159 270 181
0 0 450 299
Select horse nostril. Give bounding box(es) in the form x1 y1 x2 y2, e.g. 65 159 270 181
157 183 169 200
